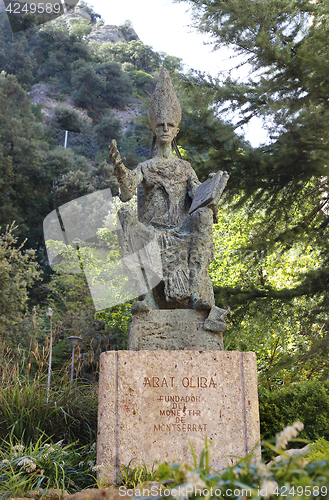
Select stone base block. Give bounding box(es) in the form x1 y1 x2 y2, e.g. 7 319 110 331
128 310 224 350
97 351 260 482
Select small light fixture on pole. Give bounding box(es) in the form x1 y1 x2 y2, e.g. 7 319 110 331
46 307 53 403
66 336 82 382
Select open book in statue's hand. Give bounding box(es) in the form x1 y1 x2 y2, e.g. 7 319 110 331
189 170 229 214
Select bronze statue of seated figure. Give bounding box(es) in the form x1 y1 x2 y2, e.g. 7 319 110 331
109 68 229 333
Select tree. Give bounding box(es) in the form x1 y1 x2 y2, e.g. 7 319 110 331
52 106 90 133
93 111 122 150
76 1 103 23
71 60 133 111
71 59 105 110
35 23 91 88
0 224 41 348
0 71 49 246
68 18 93 39
210 197 328 388
177 0 329 246
93 40 161 73
95 61 134 109
129 70 155 96
175 0 329 381
161 54 183 73
0 72 96 253
52 169 95 206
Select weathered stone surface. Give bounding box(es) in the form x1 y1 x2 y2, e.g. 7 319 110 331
128 309 224 350
203 306 228 333
97 351 260 483
65 8 91 22
109 68 229 318
189 170 229 214
65 490 126 500
148 69 182 130
65 487 159 500
26 490 68 500
88 25 139 44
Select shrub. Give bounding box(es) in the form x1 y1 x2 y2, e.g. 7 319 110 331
44 146 89 179
306 438 329 461
130 70 155 95
96 61 134 109
259 380 329 444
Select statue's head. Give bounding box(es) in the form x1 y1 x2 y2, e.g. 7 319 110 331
148 67 181 145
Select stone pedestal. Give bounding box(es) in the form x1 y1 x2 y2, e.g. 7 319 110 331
128 310 224 350
97 351 260 482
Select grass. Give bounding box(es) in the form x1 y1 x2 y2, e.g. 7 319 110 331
0 435 97 498
117 460 158 489
0 339 98 446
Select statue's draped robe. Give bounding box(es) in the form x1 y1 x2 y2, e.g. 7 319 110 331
116 157 215 308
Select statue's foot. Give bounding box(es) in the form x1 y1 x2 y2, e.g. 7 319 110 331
204 306 229 333
131 300 154 315
193 298 212 312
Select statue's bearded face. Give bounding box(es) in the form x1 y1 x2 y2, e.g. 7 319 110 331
154 122 179 145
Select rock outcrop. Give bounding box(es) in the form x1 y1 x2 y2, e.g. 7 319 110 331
88 24 139 44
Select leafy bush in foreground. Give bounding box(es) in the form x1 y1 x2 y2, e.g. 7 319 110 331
306 438 329 462
148 447 329 500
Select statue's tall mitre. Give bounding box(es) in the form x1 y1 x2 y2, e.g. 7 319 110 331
148 67 182 130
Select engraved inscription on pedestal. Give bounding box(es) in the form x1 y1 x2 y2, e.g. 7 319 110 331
150 377 215 434
97 351 260 482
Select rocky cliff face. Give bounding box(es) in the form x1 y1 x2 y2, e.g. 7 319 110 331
0 2 140 45
88 24 139 44
66 7 92 22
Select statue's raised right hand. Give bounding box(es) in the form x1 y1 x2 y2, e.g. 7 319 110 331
108 139 126 175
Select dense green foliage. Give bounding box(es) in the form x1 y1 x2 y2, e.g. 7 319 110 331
177 0 329 294
151 435 329 500
209 199 329 387
306 438 329 462
259 381 329 444
71 59 134 111
174 0 329 385
0 225 41 348
51 106 91 133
